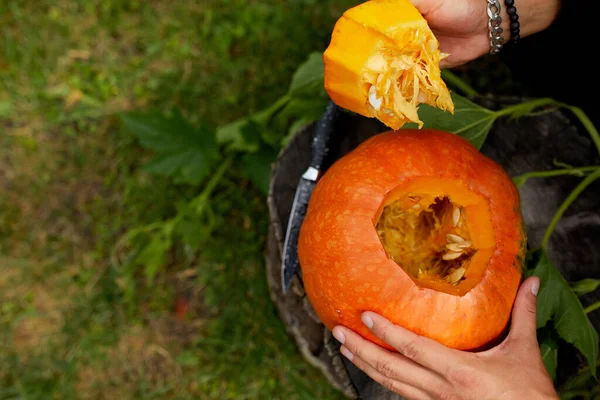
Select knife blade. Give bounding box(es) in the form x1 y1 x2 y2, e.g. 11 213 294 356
281 101 340 294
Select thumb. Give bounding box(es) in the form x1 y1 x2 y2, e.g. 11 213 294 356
507 276 540 346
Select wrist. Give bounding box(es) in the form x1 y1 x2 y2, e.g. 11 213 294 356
500 0 560 40
501 388 559 400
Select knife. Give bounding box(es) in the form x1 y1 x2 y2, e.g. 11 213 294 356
281 101 340 294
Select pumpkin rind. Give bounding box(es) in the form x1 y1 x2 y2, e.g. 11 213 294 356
323 0 454 130
297 129 526 351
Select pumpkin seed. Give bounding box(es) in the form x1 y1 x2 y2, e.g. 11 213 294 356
449 267 466 284
452 207 460 227
412 204 421 210
442 251 463 261
446 243 464 252
456 240 472 249
408 195 421 203
446 233 465 243
368 86 383 111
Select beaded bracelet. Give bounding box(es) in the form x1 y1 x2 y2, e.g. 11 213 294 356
504 0 521 43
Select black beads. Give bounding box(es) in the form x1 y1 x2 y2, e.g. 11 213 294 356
505 0 520 43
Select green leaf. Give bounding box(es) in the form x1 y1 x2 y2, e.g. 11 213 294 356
120 110 219 185
530 249 599 376
239 120 263 152
288 52 325 98
241 146 279 194
134 232 172 286
143 150 211 185
281 96 328 125
558 363 600 399
538 327 559 381
403 93 495 149
216 119 247 148
571 278 600 296
215 52 328 153
174 204 217 248
215 95 290 151
276 52 329 131
175 218 213 248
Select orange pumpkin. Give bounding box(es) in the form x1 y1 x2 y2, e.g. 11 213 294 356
297 129 526 351
323 0 454 130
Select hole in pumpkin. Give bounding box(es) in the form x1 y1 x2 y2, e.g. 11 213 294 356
376 195 476 286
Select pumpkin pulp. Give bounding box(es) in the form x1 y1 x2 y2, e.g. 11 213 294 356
361 27 452 129
323 0 454 130
375 177 495 296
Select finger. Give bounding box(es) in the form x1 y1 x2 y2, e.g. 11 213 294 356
332 325 444 390
507 276 540 347
340 346 435 400
361 312 460 374
440 59 453 69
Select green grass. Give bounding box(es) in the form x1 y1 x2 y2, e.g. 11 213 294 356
0 0 358 398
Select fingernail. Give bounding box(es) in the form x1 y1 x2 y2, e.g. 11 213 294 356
340 346 354 361
332 327 345 344
531 279 540 296
361 313 374 329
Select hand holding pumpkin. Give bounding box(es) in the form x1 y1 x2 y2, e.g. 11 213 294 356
409 0 561 68
332 277 559 400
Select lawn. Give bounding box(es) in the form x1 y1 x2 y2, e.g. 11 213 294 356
0 1 357 398
2 1 599 400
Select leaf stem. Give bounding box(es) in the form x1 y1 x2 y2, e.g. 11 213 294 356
494 98 559 118
567 105 600 155
112 155 234 270
513 166 600 185
176 155 235 224
542 168 600 248
585 301 600 315
490 98 600 156
441 70 479 97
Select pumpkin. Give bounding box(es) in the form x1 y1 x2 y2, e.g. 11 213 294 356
297 129 526 351
323 0 454 130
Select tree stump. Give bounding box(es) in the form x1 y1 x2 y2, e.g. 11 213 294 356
266 96 600 399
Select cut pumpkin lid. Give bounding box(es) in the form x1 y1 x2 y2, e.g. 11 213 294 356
323 0 454 129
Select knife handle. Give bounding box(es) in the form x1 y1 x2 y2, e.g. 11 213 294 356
309 101 339 171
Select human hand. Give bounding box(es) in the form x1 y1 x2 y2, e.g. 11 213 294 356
331 276 559 400
410 0 561 67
